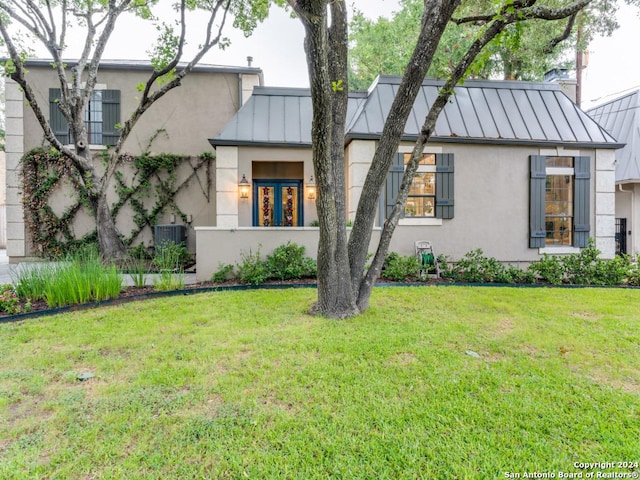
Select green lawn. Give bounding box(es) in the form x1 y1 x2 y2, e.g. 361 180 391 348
1 286 639 479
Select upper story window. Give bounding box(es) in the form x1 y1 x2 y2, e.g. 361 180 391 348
84 90 104 145
49 88 121 147
530 155 590 249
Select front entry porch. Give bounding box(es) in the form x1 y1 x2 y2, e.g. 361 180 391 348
194 227 382 282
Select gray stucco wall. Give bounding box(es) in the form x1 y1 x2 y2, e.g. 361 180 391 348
20 66 250 156
388 143 554 262
386 142 613 262
7 65 259 259
196 141 612 281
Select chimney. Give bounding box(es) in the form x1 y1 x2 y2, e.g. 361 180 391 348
247 56 253 68
544 68 577 104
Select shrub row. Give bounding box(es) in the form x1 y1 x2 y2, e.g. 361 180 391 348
214 239 640 287
213 242 317 285
439 240 639 286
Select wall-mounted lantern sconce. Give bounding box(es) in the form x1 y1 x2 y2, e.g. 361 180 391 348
239 174 250 199
306 175 316 200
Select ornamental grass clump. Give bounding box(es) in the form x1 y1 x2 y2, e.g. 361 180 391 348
126 252 149 288
13 246 123 308
152 241 186 291
13 263 55 301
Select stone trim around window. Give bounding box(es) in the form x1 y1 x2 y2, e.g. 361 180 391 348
539 246 581 255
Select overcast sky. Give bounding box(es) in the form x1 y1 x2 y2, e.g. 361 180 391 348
18 0 640 108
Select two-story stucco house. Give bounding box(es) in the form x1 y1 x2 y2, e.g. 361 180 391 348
5 62 622 278
4 58 263 259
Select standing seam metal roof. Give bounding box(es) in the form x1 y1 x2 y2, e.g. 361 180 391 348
588 90 640 182
211 75 622 149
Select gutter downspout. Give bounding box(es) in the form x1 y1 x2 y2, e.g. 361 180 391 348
618 183 634 255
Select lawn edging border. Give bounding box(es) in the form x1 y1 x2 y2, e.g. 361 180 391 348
1 281 639 324
0 283 318 324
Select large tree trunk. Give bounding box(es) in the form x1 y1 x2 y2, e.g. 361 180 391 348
290 0 592 317
348 0 462 309
94 193 128 261
73 123 129 261
82 159 128 260
302 1 358 318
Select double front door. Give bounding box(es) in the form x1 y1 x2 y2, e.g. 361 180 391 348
253 180 302 227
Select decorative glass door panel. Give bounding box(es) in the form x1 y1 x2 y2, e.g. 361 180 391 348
260 186 275 226
254 181 302 226
281 185 299 226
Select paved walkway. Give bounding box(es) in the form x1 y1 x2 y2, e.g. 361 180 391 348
0 250 198 287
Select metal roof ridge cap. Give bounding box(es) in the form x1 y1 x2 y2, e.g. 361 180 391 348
587 89 640 112
346 96 369 134
252 86 311 96
345 78 382 135
344 132 625 149
372 75 562 91
251 85 368 97
19 57 263 73
577 95 623 143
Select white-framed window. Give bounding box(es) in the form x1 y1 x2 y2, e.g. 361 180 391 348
530 155 590 249
385 150 454 224
545 156 574 246
404 153 437 218
84 90 104 145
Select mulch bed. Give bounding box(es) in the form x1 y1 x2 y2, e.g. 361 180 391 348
0 279 318 320
1 276 452 320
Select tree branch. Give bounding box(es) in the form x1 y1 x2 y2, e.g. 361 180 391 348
520 0 591 21
83 0 133 105
59 0 67 56
24 0 53 38
452 0 537 25
544 12 577 53
139 0 189 105
0 19 91 174
348 0 462 296
102 0 233 192
356 0 593 308
0 0 51 46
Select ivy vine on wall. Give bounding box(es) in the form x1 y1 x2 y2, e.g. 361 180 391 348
21 147 213 257
21 148 95 257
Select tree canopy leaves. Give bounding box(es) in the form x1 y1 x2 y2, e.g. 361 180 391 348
348 0 621 90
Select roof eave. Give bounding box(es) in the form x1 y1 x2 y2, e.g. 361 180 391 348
208 139 312 149
616 179 640 185
19 58 263 75
345 133 625 150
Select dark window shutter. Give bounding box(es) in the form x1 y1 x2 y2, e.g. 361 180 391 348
101 89 121 146
385 153 405 219
529 155 546 248
573 156 591 247
435 153 454 219
49 88 70 145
